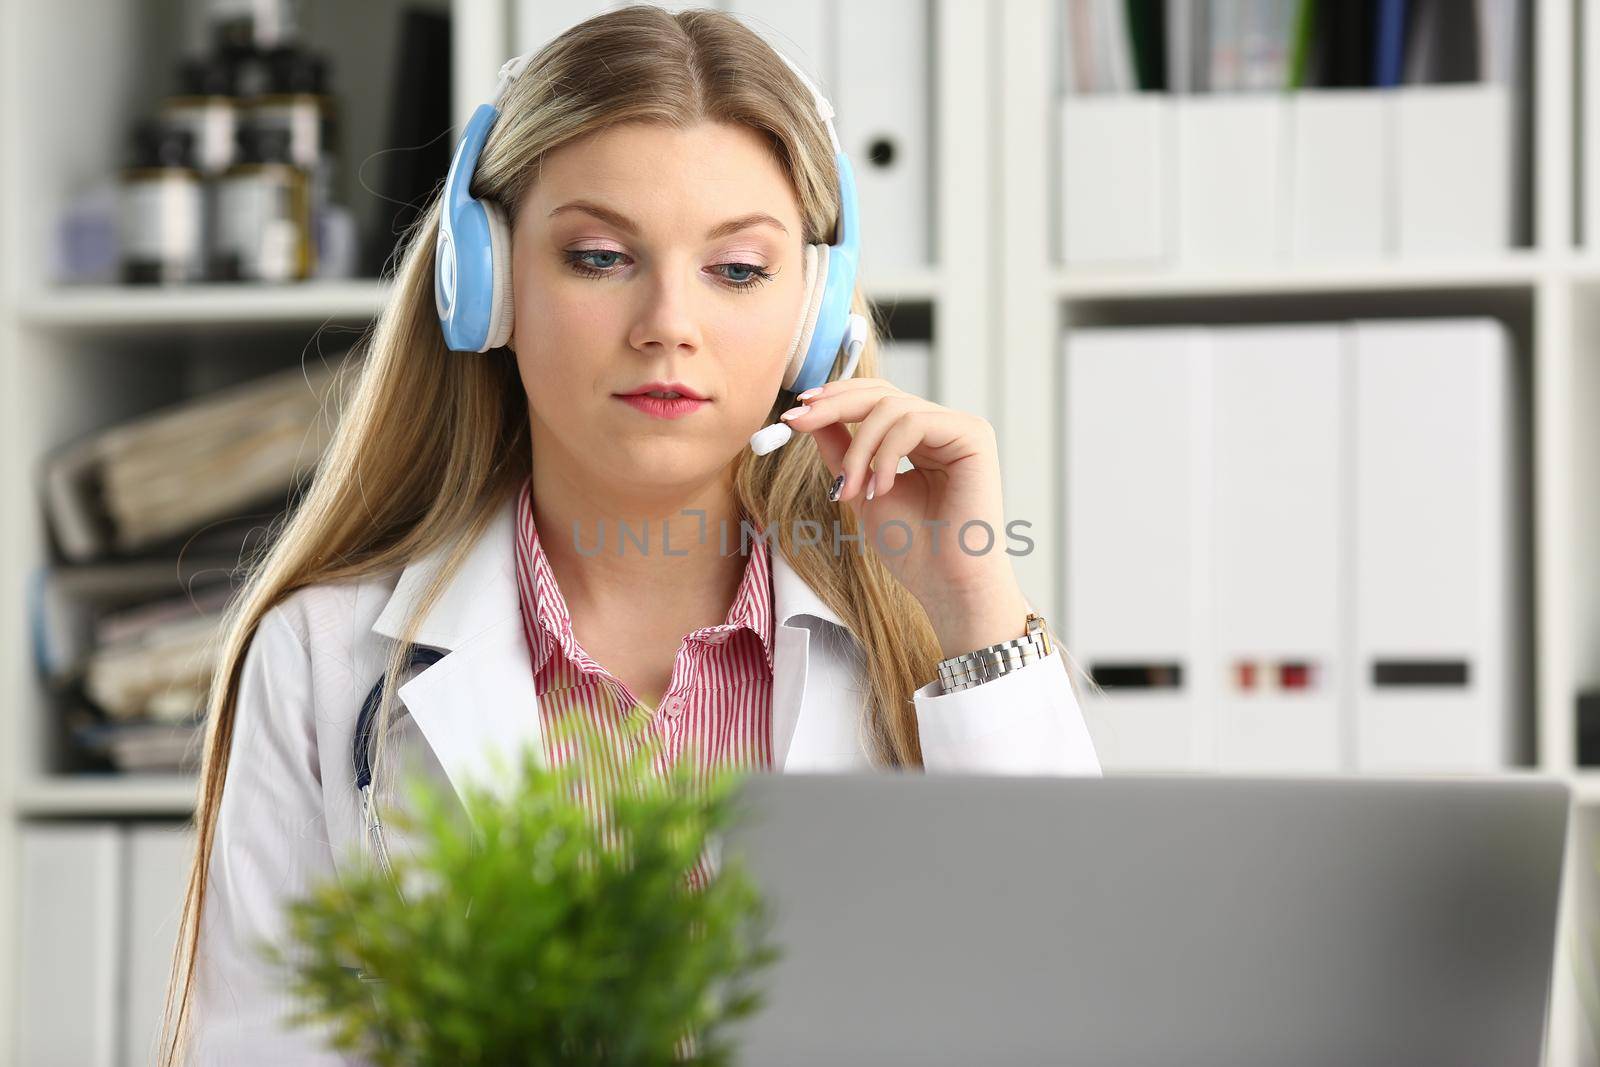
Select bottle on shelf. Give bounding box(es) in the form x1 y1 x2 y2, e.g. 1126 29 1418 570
161 56 243 178
248 47 355 276
117 121 205 285
213 123 315 282
208 0 302 57
251 48 337 208
161 56 245 283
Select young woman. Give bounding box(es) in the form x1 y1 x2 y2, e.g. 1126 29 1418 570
160 6 1101 1063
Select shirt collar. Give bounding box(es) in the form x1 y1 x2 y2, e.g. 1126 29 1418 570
514 481 778 678
370 485 853 655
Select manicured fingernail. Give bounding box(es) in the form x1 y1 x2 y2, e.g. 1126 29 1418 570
797 388 822 401
827 473 844 502
779 406 807 421
865 482 875 501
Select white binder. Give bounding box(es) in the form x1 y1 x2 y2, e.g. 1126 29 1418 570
1350 318 1518 770
876 337 933 400
610 0 721 11
513 0 612 56
725 0 829 87
1289 90 1387 262
833 0 931 270
1209 325 1347 771
1059 95 1170 267
123 824 196 1067
1064 318 1520 775
1064 326 1212 770
1586 0 1600 251
17 824 122 1067
1174 95 1287 265
1392 85 1510 256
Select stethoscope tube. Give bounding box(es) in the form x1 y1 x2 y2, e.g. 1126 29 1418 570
354 644 444 900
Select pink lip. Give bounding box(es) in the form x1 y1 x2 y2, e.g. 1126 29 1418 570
617 394 709 420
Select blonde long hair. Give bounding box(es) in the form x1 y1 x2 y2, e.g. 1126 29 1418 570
158 6 956 1062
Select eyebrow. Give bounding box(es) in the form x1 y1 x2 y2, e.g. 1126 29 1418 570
547 199 789 240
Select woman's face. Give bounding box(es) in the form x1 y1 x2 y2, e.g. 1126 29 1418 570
509 120 808 500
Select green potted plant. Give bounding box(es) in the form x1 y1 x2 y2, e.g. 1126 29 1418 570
261 714 781 1065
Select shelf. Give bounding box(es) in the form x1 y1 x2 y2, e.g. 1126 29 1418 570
1055 254 1548 300
861 267 943 304
1560 260 1600 287
14 774 197 817
1572 773 1600 804
12 280 393 331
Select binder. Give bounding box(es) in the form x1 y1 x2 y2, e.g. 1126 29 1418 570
1060 0 1138 93
1064 326 1212 770
513 0 612 55
17 824 122 1067
1209 325 1346 771
1288 90 1386 261
876 338 933 400
1373 0 1409 87
1350 318 1518 770
833 0 931 270
1059 95 1170 267
611 0 719 11
1174 95 1287 264
123 824 196 1067
517 0 733 56
725 0 829 88
1392 84 1510 256
1064 317 1521 775
1588 0 1600 249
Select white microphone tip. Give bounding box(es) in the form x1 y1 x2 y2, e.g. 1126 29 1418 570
749 422 793 456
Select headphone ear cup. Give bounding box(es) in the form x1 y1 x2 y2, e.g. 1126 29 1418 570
482 200 514 350
783 243 830 392
782 244 818 383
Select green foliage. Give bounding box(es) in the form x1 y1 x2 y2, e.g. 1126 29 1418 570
260 712 782 1066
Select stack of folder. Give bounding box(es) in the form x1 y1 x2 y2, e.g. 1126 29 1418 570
1063 317 1523 774
33 357 345 775
1058 0 1527 266
16 823 194 1066
42 359 339 562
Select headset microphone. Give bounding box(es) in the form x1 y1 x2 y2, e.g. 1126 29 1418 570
749 313 868 456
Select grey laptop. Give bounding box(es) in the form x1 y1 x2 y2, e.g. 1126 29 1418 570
717 773 1569 1067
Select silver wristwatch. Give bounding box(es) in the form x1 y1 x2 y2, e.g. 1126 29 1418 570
934 612 1054 694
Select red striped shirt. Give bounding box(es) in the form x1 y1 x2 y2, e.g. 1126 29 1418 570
511 477 775 884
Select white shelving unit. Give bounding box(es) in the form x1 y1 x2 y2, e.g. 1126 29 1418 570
999 1 1600 1063
0 0 990 1059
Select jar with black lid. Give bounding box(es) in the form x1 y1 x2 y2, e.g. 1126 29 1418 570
119 121 204 285
249 48 337 220
213 123 313 282
161 56 241 176
209 0 300 56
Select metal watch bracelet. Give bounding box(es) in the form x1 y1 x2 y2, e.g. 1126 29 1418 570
934 612 1054 695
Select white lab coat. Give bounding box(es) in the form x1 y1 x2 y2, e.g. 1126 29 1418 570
187 492 1101 1064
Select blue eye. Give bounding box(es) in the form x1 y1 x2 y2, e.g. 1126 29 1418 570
710 262 777 291
563 249 775 293
568 249 625 273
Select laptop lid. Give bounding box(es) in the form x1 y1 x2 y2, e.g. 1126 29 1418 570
717 773 1569 1067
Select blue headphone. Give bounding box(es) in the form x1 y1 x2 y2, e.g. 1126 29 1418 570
433 44 864 399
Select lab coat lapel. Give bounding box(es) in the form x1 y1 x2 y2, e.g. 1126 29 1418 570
370 493 545 812
369 494 864 809
768 547 859 770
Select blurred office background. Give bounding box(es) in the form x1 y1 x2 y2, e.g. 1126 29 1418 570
3 0 1599 1063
